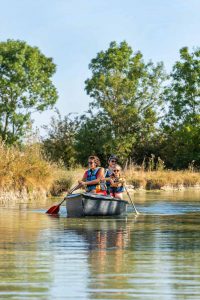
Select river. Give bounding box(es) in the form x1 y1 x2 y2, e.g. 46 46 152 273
0 190 200 299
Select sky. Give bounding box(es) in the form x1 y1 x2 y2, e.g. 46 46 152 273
0 0 200 134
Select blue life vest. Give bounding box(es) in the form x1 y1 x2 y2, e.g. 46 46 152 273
110 177 125 195
110 185 124 194
105 168 113 178
86 167 101 192
104 168 113 193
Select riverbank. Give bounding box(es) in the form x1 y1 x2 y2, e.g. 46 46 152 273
0 142 71 202
0 142 54 192
0 140 199 202
124 168 200 190
61 168 200 192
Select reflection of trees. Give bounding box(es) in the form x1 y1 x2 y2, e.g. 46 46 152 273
64 213 200 299
133 190 200 203
127 214 200 298
2 203 200 299
155 214 200 297
0 210 54 296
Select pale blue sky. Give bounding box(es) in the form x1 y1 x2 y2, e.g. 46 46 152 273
0 0 200 132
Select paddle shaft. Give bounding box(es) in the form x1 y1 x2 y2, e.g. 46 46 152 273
46 183 80 214
124 186 139 215
64 184 81 200
56 184 80 207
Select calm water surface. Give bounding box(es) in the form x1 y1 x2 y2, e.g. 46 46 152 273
1 190 200 299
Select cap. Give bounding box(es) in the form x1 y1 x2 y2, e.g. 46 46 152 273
108 154 118 161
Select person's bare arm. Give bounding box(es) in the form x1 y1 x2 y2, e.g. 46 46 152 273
110 177 125 187
78 171 87 186
110 179 118 187
79 168 104 187
119 177 126 185
96 167 104 180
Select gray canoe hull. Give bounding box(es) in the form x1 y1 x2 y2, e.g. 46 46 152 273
66 193 128 217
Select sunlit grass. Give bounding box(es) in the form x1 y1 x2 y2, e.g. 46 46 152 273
51 166 200 192
0 141 55 192
124 168 200 189
0 139 199 196
0 140 85 197
50 167 84 196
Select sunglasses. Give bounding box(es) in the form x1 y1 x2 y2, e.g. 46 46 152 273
110 160 117 163
88 161 95 164
113 169 120 172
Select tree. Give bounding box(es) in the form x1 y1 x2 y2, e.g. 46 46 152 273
0 39 58 144
75 111 113 166
85 41 166 162
42 109 79 168
162 47 200 168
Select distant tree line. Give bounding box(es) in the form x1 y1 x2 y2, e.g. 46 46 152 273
0 40 199 169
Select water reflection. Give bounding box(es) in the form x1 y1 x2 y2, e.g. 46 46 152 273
59 212 200 299
56 216 136 299
1 191 200 299
0 210 56 298
64 217 133 269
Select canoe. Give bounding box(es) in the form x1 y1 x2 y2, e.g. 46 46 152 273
66 193 128 217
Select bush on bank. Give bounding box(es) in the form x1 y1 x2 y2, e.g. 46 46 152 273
0 141 82 197
0 141 55 192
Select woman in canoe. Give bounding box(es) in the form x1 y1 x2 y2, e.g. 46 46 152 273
78 155 106 194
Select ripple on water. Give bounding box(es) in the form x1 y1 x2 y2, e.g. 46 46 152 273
0 191 200 299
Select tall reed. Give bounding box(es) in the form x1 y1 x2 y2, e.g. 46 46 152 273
0 141 55 192
124 166 200 189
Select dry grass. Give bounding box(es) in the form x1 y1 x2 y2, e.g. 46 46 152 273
0 140 85 196
124 167 200 189
50 166 200 193
51 166 200 193
49 167 84 196
0 141 55 192
1 140 199 195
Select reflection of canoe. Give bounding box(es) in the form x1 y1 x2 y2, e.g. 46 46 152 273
66 193 128 217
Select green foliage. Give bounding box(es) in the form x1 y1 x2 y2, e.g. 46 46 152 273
85 41 166 162
75 112 113 166
160 123 200 169
0 39 58 144
165 47 200 124
37 41 199 170
42 109 79 168
161 47 200 168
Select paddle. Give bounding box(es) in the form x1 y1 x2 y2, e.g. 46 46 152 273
124 186 139 215
46 184 80 214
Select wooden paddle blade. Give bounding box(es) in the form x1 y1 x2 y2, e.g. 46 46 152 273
46 204 60 214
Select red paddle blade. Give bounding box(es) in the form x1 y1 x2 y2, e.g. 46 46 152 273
46 204 60 214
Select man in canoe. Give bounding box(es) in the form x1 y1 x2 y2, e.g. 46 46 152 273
78 155 106 194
